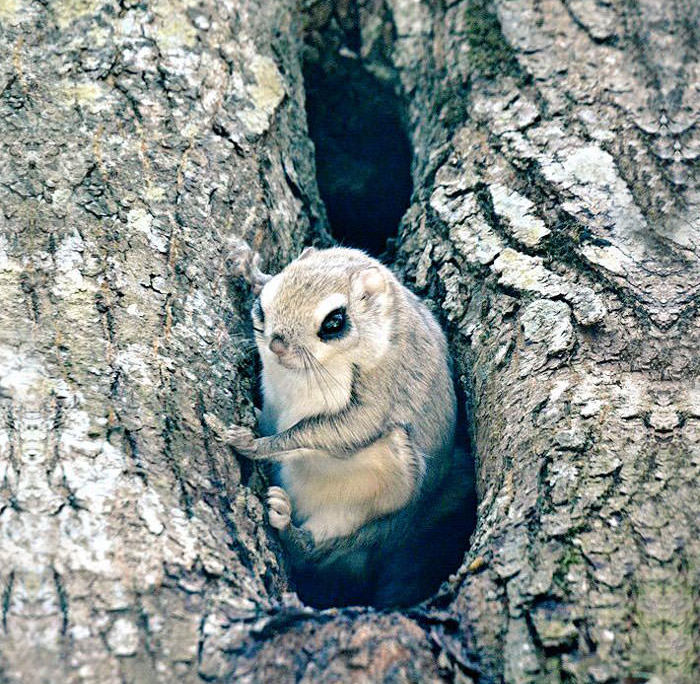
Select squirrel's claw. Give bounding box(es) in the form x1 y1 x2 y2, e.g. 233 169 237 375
267 486 292 530
204 413 258 457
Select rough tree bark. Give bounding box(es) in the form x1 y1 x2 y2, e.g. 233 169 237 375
0 1 697 683
0 1 325 680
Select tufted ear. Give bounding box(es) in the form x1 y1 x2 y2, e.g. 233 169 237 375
241 251 271 296
297 246 317 260
250 273 272 296
351 266 386 300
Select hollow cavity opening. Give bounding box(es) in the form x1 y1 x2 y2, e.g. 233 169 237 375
275 6 477 610
303 56 412 256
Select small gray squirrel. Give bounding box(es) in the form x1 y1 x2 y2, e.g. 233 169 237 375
206 246 471 608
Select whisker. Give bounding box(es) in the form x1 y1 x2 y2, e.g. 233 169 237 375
229 335 258 349
304 350 328 404
301 347 312 395
305 350 343 408
302 347 333 407
306 350 345 392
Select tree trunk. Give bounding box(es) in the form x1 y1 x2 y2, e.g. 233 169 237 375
0 1 697 683
0 1 324 680
389 1 699 681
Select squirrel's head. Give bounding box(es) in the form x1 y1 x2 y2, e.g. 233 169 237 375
252 247 394 375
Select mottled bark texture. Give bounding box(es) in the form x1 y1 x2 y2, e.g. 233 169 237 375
387 0 700 681
0 1 325 680
0 1 698 683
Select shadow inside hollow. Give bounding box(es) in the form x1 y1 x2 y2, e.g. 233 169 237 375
304 56 412 256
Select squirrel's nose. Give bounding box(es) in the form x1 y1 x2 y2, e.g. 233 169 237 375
269 335 289 357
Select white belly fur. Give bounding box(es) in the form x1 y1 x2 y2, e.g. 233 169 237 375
281 429 416 543
262 358 416 543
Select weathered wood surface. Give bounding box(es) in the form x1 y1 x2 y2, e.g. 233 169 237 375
0 1 325 680
0 0 697 682
388 0 699 680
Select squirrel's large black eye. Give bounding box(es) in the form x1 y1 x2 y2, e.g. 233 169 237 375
318 307 348 341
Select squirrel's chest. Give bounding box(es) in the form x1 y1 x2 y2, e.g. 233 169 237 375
261 361 352 433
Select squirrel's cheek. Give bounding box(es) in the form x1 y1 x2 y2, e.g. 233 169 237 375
313 344 334 365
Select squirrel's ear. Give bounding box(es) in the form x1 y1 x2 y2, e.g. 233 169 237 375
250 273 272 296
247 253 272 295
298 246 317 260
351 266 386 300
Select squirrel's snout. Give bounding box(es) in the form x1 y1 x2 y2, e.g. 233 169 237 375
269 334 289 357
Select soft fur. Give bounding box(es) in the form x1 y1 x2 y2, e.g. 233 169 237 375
212 247 469 608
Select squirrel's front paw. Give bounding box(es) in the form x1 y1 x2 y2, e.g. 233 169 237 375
266 486 291 530
221 425 257 457
204 413 257 457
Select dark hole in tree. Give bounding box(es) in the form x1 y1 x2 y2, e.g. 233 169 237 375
264 38 477 610
303 57 412 256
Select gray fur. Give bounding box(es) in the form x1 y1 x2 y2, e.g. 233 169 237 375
212 247 468 607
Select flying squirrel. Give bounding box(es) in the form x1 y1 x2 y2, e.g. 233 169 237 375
206 246 470 608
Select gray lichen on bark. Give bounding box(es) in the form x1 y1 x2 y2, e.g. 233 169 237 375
0 0 325 680
0 0 698 682
387 0 699 681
